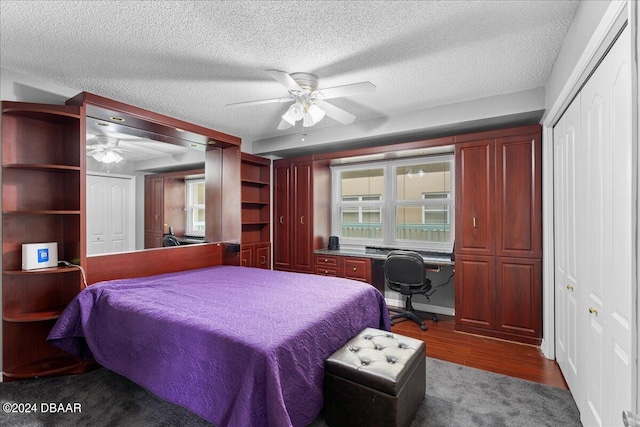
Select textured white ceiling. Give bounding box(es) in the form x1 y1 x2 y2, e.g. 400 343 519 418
0 1 578 143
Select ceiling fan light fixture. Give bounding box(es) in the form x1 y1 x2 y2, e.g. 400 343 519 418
100 150 124 164
282 102 304 126
307 103 325 123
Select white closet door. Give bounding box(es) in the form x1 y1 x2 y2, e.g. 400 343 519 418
578 25 633 427
87 173 135 256
553 93 582 403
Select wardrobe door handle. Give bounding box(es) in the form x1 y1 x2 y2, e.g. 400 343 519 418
300 216 305 225
279 216 284 224
261 256 266 265
472 217 477 228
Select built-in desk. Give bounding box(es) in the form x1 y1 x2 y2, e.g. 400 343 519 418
313 247 454 295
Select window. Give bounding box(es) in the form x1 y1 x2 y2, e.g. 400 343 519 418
335 167 385 239
332 155 454 251
186 178 205 236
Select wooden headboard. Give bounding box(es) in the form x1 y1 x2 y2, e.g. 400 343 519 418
86 243 223 285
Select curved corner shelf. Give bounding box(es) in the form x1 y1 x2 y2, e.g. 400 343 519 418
2 356 84 380
2 105 81 122
3 306 67 322
3 266 80 275
2 163 81 172
2 210 81 215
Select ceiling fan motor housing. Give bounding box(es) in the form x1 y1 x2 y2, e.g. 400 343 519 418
290 72 319 92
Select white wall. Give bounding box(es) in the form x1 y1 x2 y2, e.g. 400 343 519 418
250 87 546 158
545 0 613 111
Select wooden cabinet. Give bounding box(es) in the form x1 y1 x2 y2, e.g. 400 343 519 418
343 257 372 283
453 255 496 330
315 254 342 277
273 158 330 273
454 125 542 344
455 139 495 256
240 153 271 268
313 254 372 284
1 101 89 381
144 176 164 248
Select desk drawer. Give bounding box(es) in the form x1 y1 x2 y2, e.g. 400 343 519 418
315 255 340 267
315 266 341 277
343 257 372 283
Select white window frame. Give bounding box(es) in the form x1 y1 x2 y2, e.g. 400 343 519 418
331 154 454 252
185 178 205 237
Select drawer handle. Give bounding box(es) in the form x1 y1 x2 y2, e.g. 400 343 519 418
353 267 357 271
324 258 328 263
324 270 328 274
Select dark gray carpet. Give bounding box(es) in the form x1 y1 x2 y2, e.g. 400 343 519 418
0 358 580 427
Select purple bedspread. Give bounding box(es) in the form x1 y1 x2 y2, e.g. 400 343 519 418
48 266 390 426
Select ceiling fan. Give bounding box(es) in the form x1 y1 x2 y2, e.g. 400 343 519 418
226 70 375 130
86 135 125 164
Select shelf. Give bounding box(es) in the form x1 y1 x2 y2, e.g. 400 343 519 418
2 210 81 215
3 266 80 275
2 105 80 122
242 221 269 226
3 356 84 380
3 305 67 322
241 178 269 186
2 163 81 172
241 200 269 205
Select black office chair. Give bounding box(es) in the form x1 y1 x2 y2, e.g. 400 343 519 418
162 234 180 247
384 250 438 331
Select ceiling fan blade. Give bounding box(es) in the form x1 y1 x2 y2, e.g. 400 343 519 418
266 69 303 92
316 81 376 100
277 118 293 130
315 100 356 125
226 97 292 108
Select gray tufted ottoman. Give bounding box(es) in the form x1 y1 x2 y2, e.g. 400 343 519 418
323 328 426 427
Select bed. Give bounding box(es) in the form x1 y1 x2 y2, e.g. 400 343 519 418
47 265 390 427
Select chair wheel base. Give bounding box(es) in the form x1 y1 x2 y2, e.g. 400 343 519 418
420 324 427 331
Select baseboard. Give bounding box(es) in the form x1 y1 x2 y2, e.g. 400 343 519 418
385 297 455 317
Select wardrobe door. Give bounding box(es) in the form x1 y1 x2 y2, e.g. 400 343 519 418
454 255 495 331
455 140 495 256
495 133 541 258
292 161 313 272
273 164 291 270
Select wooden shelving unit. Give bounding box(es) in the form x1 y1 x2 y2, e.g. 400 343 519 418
1 101 87 381
240 153 271 268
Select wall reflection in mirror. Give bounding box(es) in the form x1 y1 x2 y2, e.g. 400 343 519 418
86 117 207 256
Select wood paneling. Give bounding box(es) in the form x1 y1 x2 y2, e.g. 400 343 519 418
86 242 223 284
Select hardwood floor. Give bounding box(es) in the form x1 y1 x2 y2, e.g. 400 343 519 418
390 314 569 390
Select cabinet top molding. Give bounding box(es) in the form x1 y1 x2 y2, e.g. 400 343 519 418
66 92 241 148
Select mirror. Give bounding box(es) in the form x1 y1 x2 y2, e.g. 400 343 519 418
85 111 209 257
